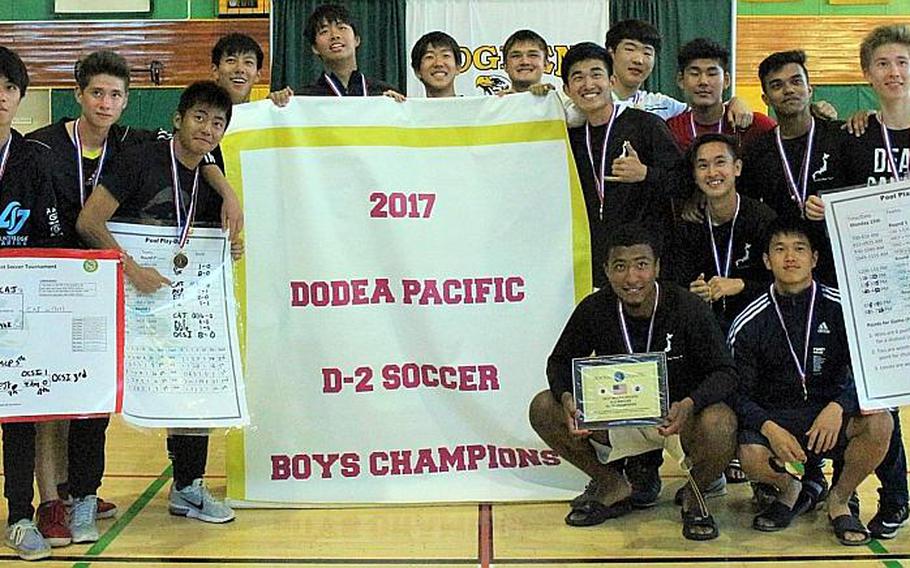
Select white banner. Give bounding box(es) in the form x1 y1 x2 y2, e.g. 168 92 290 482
406 0 608 97
823 180 910 410
0 250 121 421
222 94 590 504
109 223 248 428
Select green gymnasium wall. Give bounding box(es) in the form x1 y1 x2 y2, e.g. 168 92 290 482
738 0 910 16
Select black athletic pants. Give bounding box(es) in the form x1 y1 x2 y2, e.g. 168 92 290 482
167 435 209 490
2 422 36 524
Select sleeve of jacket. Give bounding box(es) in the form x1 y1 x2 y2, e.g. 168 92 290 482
546 297 598 402
728 319 773 431
683 293 738 412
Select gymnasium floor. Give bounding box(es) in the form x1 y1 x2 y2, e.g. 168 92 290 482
1 415 909 567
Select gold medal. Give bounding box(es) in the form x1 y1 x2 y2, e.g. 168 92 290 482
173 252 188 269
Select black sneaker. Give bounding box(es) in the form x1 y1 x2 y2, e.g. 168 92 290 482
869 502 909 539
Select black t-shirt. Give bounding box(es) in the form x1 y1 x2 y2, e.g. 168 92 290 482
844 114 910 186
567 107 682 287
296 70 396 96
99 140 221 226
0 130 64 248
27 119 156 247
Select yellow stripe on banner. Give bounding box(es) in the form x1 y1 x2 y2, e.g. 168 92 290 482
220 118 592 496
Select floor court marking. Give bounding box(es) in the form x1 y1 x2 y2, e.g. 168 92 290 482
69 465 172 568
479 503 493 568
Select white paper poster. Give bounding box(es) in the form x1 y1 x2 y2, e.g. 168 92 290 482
109 222 248 428
0 250 121 421
823 180 910 410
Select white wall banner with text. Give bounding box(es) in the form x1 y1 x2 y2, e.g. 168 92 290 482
0 249 122 421
109 223 248 428
222 94 591 504
406 0 608 96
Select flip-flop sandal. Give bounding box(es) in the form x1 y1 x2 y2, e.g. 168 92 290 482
564 498 632 527
674 476 727 505
753 499 811 532
830 513 871 546
681 506 719 541
724 459 748 484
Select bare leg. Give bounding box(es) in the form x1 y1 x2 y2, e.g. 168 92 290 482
35 420 68 504
529 390 630 505
829 412 893 543
679 403 737 537
740 444 802 509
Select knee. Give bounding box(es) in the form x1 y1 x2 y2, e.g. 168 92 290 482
738 444 770 478
696 403 738 442
528 390 560 436
859 411 894 446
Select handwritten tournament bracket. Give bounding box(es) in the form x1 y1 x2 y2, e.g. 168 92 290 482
0 249 122 421
824 180 910 410
107 222 248 428
221 95 589 504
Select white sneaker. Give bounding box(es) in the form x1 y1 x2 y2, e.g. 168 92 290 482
5 519 51 561
70 495 100 543
168 479 235 523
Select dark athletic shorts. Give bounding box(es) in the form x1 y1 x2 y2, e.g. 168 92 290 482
738 405 853 461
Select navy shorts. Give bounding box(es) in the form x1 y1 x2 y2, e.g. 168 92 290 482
738 405 852 461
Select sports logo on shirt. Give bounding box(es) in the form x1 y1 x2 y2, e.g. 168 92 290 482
735 243 752 269
0 201 29 236
817 321 831 334
811 153 832 182
664 333 673 353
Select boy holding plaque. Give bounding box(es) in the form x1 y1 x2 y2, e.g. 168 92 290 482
76 82 240 525
0 46 65 561
728 217 893 545
529 224 738 541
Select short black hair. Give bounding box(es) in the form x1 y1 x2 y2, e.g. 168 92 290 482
503 29 548 57
764 215 819 253
212 33 264 70
75 50 130 91
177 81 233 128
758 50 810 93
410 31 462 71
677 37 729 72
687 133 740 166
604 224 663 263
305 4 358 46
0 46 29 96
561 42 611 85
605 19 661 54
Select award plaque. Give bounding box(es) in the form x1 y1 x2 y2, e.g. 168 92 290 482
572 353 668 430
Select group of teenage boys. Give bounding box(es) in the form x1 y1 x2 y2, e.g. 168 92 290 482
1 0 908 561
531 19 910 548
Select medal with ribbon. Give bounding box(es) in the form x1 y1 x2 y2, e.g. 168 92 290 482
617 282 660 354
72 118 108 206
585 104 619 221
774 118 816 212
169 139 200 270
324 72 368 97
688 104 725 141
706 194 741 311
879 118 904 182
769 281 816 400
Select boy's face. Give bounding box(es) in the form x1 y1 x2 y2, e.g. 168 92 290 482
311 19 360 64
761 62 812 118
677 58 729 109
763 232 818 289
212 50 261 104
608 38 655 92
562 58 611 115
504 40 546 88
0 74 22 129
76 73 128 130
693 141 740 200
173 103 228 158
415 43 459 94
864 42 910 103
